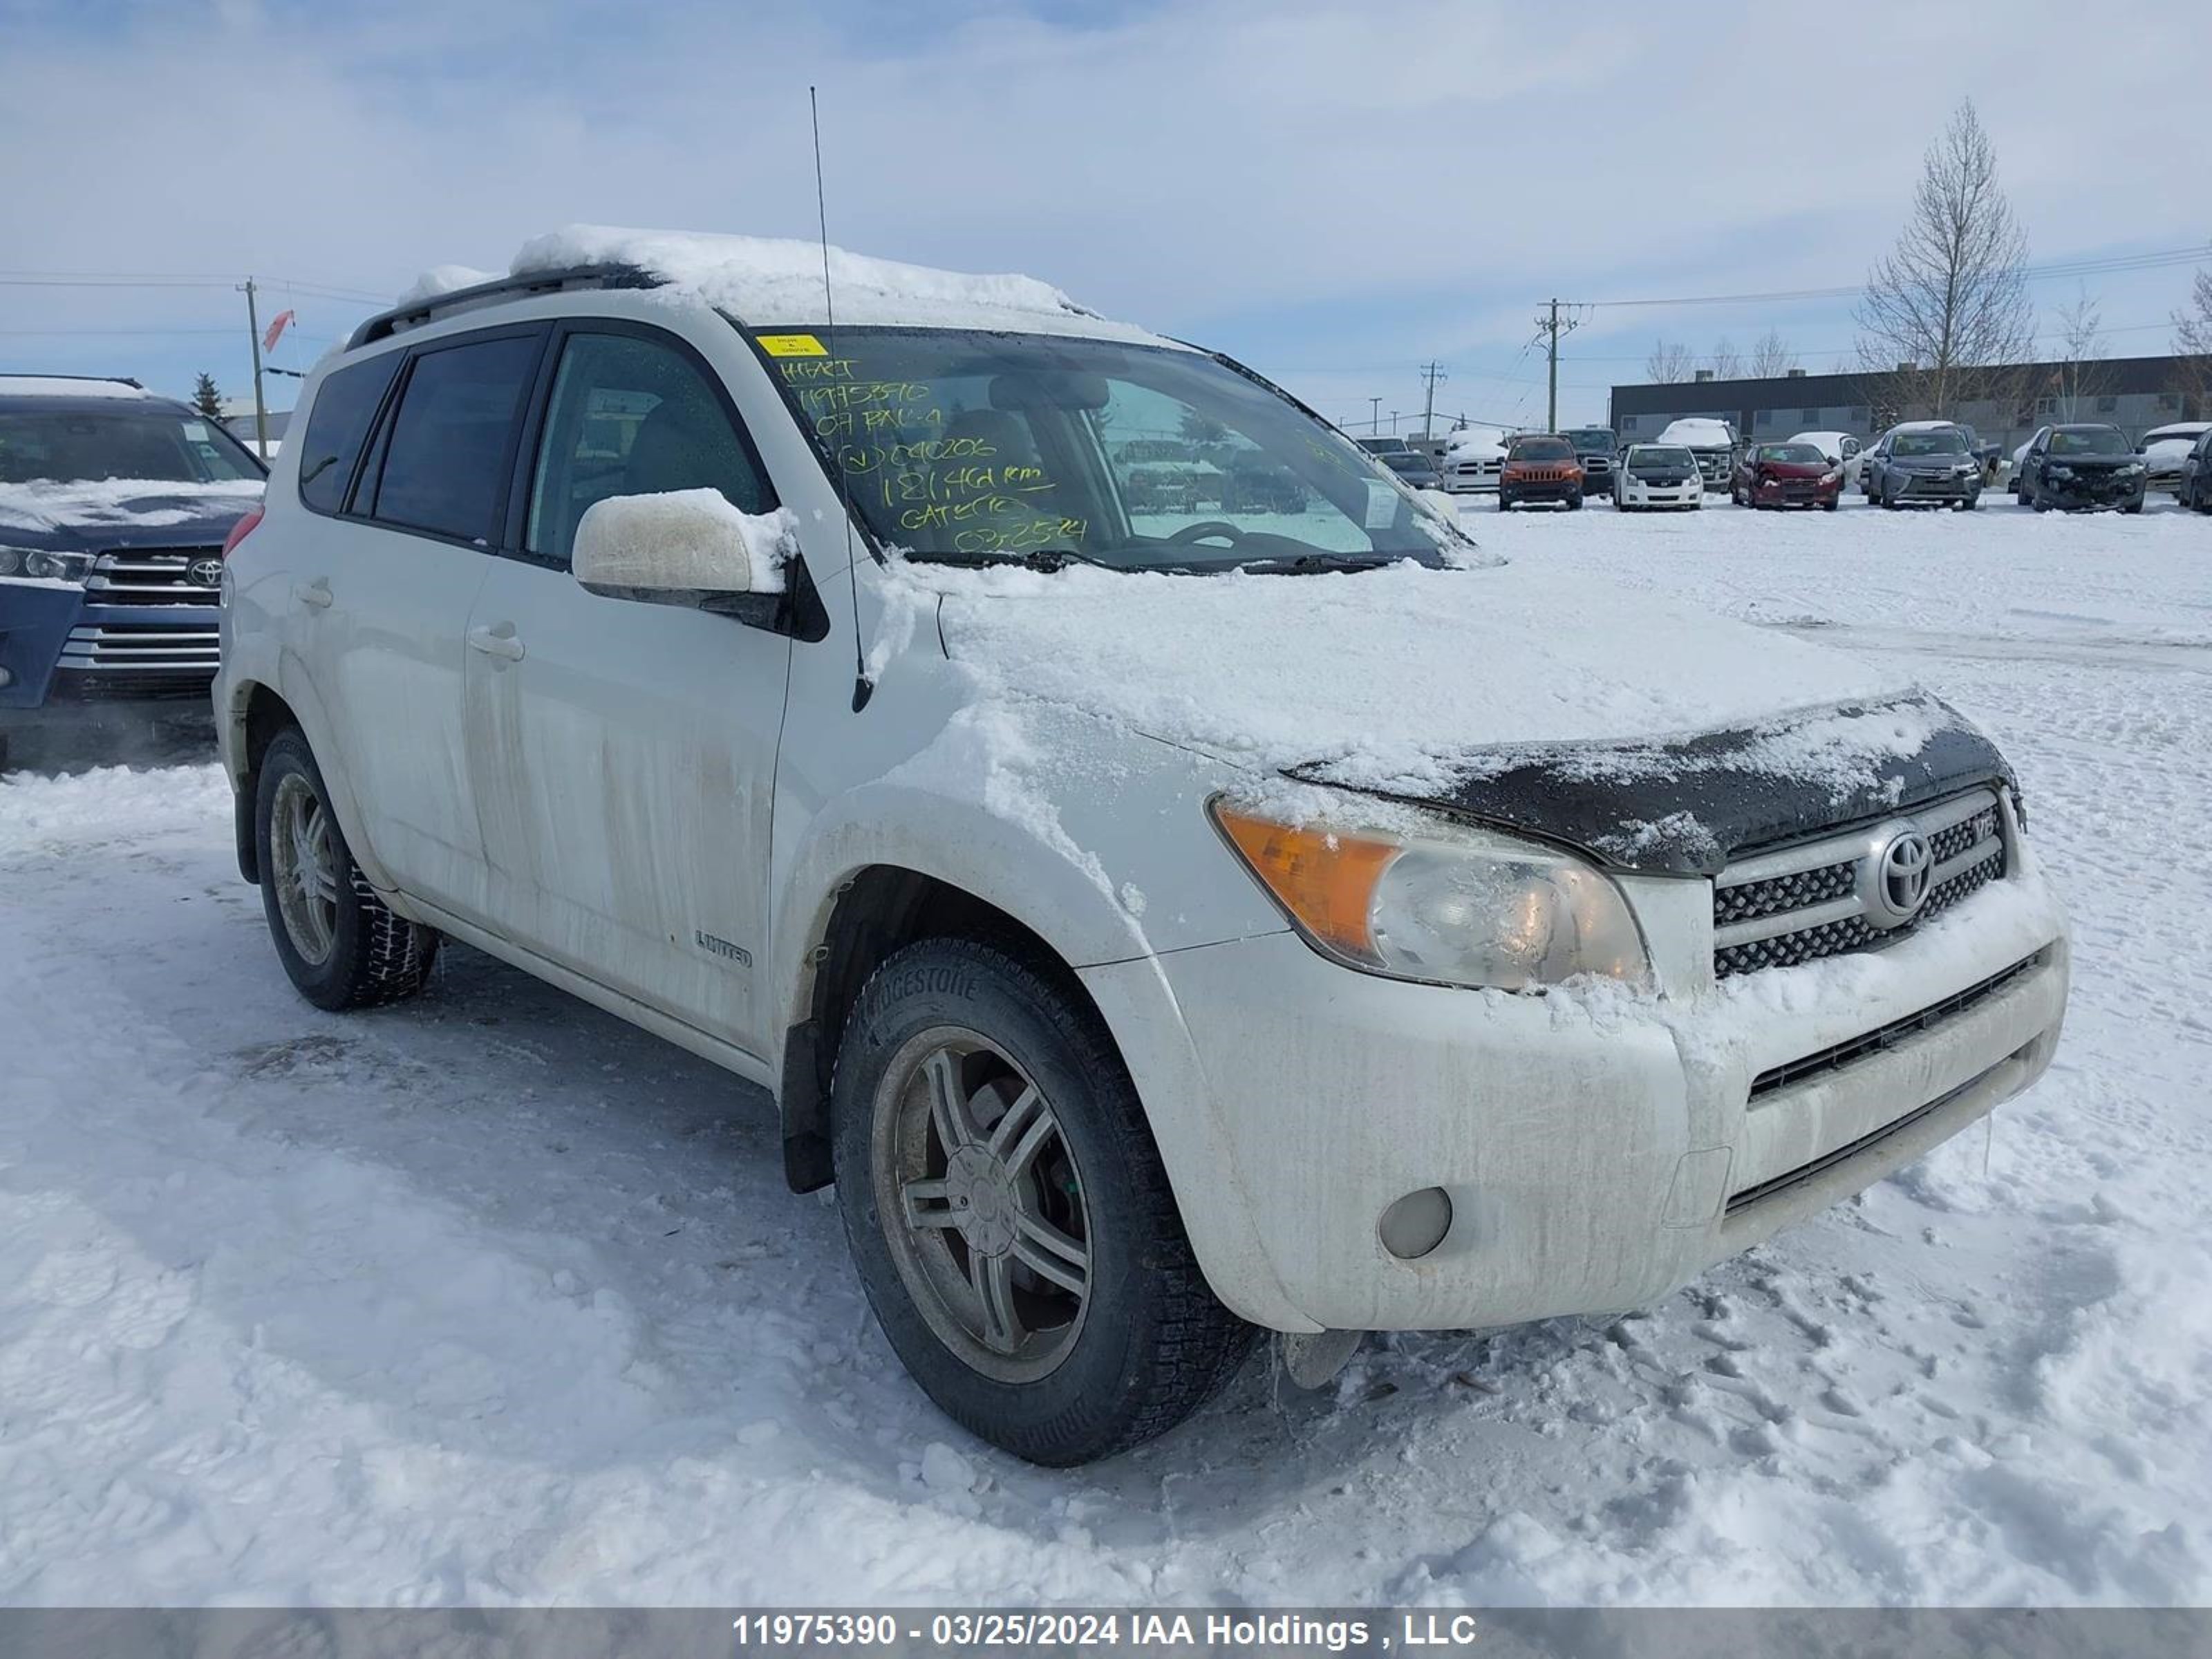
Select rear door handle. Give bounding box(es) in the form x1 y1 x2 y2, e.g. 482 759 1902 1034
295 579 332 609
467 623 526 663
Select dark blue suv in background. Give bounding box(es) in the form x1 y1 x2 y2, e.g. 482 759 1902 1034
0 375 265 771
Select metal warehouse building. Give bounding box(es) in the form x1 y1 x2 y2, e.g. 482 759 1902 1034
1609 355 2202 454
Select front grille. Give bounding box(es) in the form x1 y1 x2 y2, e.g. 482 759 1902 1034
1712 788 2009 980
1748 953 2041 1098
84 547 225 607
56 621 221 676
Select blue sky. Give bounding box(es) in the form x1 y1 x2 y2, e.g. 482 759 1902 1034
2 0 2203 433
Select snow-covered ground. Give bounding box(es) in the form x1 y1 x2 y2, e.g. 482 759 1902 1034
2 494 2208 1606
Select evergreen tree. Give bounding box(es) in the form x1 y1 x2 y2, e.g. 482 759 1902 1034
191 372 224 420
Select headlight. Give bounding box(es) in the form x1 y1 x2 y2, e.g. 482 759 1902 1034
1953 462 1976 477
1211 800 1649 991
0 547 94 584
2119 463 2143 478
1821 468 1842 485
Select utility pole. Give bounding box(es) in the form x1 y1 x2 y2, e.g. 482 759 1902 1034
1533 298 1580 431
1419 360 1447 440
238 276 269 460
1368 395 1380 435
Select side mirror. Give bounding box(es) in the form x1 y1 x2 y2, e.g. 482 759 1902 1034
573 489 794 607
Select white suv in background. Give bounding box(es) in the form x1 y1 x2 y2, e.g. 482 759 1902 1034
215 227 2070 1465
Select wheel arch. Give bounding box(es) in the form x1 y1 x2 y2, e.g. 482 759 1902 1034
775 863 1123 1195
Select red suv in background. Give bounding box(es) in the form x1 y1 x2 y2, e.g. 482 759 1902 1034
1497 435 1585 511
1730 440 1842 510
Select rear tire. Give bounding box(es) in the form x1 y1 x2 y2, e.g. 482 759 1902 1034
832 937 1253 1465
254 729 440 1011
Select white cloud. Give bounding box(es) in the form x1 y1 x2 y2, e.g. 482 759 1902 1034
2 0 2202 420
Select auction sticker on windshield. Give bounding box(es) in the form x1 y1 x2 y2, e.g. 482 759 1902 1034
756 333 829 357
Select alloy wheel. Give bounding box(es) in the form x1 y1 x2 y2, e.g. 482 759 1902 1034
871 1027 1093 1384
270 771 341 966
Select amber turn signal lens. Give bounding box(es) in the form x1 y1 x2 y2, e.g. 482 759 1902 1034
1212 803 1400 961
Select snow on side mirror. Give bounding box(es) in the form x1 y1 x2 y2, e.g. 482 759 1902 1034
572 489 794 605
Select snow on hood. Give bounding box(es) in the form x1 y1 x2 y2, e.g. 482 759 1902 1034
2142 436 2198 462
0 376 150 400
494 225 1176 346
911 556 1920 808
1656 418 1734 448
1443 429 1508 460
0 477 265 535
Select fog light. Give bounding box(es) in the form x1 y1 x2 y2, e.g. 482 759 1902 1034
0 667 11 688
1378 1187 1452 1259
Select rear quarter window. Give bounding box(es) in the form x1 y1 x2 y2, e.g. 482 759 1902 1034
296 355 400 514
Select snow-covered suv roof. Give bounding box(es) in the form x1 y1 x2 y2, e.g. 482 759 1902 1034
386 225 1178 348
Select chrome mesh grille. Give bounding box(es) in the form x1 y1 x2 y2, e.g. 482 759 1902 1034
1712 788 2009 980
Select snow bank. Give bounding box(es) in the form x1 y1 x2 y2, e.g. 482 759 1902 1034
0 376 147 400
0 477 265 533
907 556 1915 801
503 225 1174 344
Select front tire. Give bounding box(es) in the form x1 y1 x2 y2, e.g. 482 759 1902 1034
254 729 440 1011
832 938 1253 1465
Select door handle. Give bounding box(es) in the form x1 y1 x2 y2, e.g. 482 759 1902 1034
467 623 526 663
295 578 332 610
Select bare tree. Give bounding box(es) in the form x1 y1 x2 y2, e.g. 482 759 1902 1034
1749 329 1799 378
1645 339 1694 383
1855 100 2034 420
1709 337 1743 379
2048 284 2111 422
2175 263 2212 418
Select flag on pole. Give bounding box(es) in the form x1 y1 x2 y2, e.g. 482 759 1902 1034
263 310 295 353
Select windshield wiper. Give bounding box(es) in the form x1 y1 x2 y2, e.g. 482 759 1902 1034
1235 552 1401 575
1019 547 1114 572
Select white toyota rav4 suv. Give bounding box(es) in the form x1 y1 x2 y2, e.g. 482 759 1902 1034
216 227 2070 1465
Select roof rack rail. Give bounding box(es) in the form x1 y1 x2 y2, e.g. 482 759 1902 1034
0 372 144 389
348 262 668 350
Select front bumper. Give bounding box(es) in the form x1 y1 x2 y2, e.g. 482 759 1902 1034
1576 462 1615 494
1619 478 1702 507
1750 476 1841 507
1086 874 2068 1335
2041 474 2146 509
1500 477 1581 503
1888 471 1980 503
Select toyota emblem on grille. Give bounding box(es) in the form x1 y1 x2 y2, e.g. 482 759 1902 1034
1871 828 1934 924
187 556 224 588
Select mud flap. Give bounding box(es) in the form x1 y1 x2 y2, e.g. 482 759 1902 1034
1280 1328 1362 1389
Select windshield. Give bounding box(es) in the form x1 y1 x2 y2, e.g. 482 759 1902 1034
1510 437 1573 462
1893 429 1969 457
0 404 264 486
1755 443 1825 465
751 326 1456 570
1627 447 1693 468
2048 426 2129 457
1565 429 1613 452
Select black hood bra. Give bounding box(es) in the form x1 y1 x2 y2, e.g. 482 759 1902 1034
1292 694 2015 878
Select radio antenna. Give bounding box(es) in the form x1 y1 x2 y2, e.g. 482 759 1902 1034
811 85 874 713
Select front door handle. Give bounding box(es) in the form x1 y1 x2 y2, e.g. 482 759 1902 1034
295 578 332 609
467 623 526 663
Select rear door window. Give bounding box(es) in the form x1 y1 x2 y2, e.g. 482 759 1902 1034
296 355 400 514
367 333 542 543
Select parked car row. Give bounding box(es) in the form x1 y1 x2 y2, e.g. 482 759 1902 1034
1434 417 2212 518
